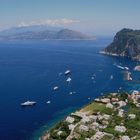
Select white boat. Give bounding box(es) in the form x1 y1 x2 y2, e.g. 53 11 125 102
65 70 71 75
91 76 95 80
69 92 73 95
46 101 51 104
58 72 63 76
53 86 59 90
129 77 132 81
110 75 114 79
21 101 36 106
66 77 72 82
114 64 125 70
116 65 125 70
124 67 129 70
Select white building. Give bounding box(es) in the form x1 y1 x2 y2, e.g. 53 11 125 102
115 125 126 133
66 116 75 123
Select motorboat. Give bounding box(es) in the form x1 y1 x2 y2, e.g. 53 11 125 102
110 75 114 80
46 101 51 104
53 86 59 90
21 101 36 106
65 70 71 75
66 77 72 82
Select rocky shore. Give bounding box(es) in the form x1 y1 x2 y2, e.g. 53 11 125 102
103 28 140 61
40 91 140 140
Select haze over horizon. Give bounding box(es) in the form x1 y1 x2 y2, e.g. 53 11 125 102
0 0 140 36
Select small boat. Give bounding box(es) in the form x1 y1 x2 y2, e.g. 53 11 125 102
91 76 95 80
124 67 129 70
66 77 72 82
53 86 59 91
114 64 125 70
46 101 51 104
58 72 63 76
129 77 132 81
65 70 71 75
69 92 73 95
21 101 36 106
110 75 113 80
119 87 122 90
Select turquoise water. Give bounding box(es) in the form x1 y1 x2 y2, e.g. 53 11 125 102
0 39 139 140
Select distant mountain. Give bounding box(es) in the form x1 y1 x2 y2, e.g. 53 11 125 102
53 29 91 40
0 26 93 41
0 25 61 36
103 28 140 61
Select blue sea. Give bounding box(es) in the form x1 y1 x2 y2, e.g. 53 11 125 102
0 39 140 140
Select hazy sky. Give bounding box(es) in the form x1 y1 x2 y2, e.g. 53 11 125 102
0 0 140 36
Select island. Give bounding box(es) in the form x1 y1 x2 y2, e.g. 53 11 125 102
102 28 140 61
0 25 95 41
41 91 140 140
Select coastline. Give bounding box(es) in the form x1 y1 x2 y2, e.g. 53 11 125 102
99 51 140 62
40 91 140 140
31 107 79 140
99 51 120 57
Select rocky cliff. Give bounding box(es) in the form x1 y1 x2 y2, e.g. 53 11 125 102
104 28 140 61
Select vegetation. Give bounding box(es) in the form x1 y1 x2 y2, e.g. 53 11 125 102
104 28 140 60
42 92 140 140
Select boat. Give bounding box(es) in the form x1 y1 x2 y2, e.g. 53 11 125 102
110 75 113 80
46 101 51 104
115 65 125 70
124 67 129 70
69 92 73 95
91 76 95 80
129 77 132 81
21 101 36 106
58 72 63 76
66 77 72 82
65 70 71 75
53 86 59 90
124 71 132 81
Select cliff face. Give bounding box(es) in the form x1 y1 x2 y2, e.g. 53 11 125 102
104 28 140 61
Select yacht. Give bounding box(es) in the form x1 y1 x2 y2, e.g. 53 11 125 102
66 77 72 82
65 70 71 75
53 86 59 90
21 101 36 106
46 101 51 104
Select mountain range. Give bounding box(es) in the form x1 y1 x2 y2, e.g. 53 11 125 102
0 25 94 41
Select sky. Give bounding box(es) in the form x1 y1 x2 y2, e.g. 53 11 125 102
0 0 140 36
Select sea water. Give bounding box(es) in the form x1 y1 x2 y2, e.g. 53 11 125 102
0 39 139 140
